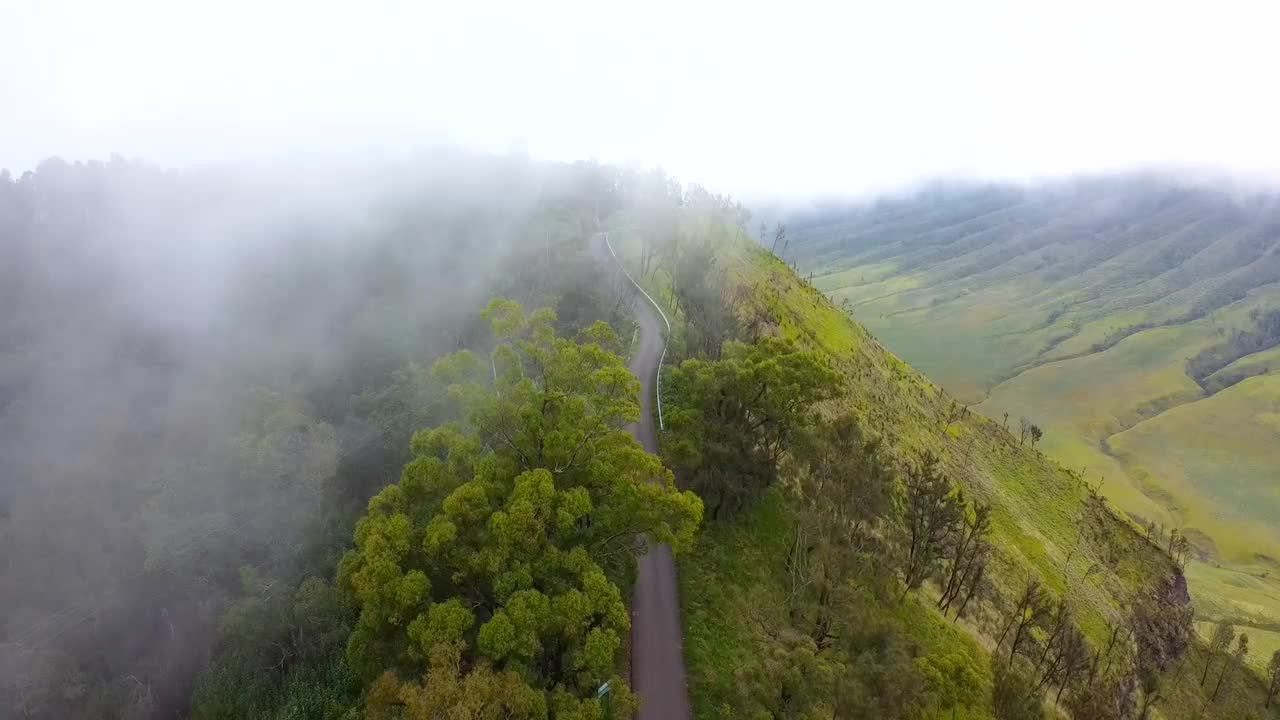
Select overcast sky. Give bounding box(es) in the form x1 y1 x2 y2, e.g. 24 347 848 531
3 0 1278 199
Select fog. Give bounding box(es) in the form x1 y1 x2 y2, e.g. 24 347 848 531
0 151 632 717
5 0 1280 200
2 1 1279 715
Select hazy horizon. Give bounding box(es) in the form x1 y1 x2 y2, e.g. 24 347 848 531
6 0 1280 200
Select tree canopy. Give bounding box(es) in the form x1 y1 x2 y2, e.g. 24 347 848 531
337 300 701 718
666 337 839 518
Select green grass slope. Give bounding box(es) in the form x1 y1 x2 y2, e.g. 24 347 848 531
787 177 1280 657
634 224 1274 718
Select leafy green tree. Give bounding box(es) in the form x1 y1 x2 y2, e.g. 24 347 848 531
990 660 1044 720
670 236 738 358
337 300 701 717
789 416 898 644
794 415 896 544
191 572 355 719
141 389 340 574
363 643 637 720
834 632 928 720
734 629 846 719
667 338 839 518
349 361 448 496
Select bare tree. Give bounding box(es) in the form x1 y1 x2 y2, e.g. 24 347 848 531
1166 529 1191 568
1035 599 1074 673
1065 672 1137 720
1265 649 1280 708
997 580 1053 666
1050 626 1091 706
942 399 969 432
1090 621 1132 687
950 553 991 623
606 263 637 320
1030 604 1088 702
898 453 963 599
1212 632 1248 702
1201 620 1234 686
938 501 991 616
770 222 787 254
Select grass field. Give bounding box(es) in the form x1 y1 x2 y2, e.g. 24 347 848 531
786 179 1280 662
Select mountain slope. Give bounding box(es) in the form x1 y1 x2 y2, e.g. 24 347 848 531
785 178 1280 661
629 225 1274 718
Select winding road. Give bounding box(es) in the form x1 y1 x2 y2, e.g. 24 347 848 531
593 232 692 720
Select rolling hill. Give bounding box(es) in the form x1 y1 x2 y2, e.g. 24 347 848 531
783 175 1280 670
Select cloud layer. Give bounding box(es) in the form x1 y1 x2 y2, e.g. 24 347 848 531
3 0 1278 197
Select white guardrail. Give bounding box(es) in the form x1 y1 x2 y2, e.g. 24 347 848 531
602 232 671 430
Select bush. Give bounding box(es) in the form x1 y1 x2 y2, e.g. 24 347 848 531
990 660 1044 720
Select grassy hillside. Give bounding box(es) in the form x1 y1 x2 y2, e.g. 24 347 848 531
606 217 1277 718
786 178 1280 663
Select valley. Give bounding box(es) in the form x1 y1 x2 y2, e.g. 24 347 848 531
787 177 1280 670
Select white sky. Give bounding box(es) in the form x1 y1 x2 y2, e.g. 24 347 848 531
3 0 1278 199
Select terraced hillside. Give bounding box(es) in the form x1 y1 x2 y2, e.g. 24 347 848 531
785 177 1280 666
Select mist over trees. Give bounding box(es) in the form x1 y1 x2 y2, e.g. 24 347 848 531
0 153 670 718
5 152 1277 719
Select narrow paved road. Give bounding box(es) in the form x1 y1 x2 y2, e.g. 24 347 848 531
592 233 692 720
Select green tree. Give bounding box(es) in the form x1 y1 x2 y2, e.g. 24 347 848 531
364 642 640 720
833 634 927 720
734 630 846 719
794 415 896 544
191 573 355 719
990 660 1044 720
337 300 701 717
671 237 738 359
141 389 340 574
667 338 839 518
364 643 546 719
789 416 898 645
